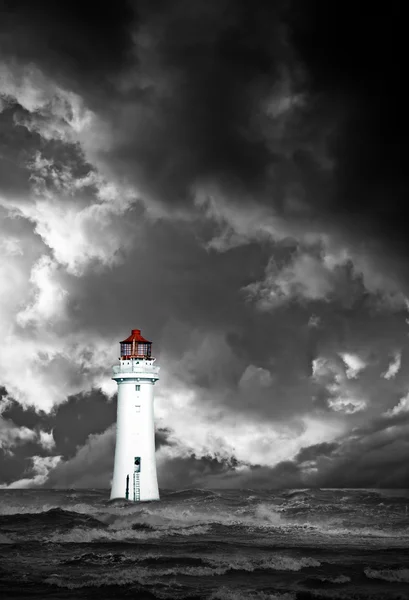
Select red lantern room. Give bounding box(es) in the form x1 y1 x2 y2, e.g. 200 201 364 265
120 329 152 360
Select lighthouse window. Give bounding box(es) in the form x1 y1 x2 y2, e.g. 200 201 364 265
135 385 140 391
121 342 132 356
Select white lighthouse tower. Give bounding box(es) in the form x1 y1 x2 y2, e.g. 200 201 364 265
110 329 160 502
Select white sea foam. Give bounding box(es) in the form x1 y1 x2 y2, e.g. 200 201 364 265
253 503 286 525
0 503 58 515
4 493 407 544
317 524 409 539
44 553 321 589
206 554 321 572
47 523 211 543
45 568 151 589
210 587 296 600
47 527 163 543
83 502 286 533
46 569 299 595
316 575 351 583
364 567 409 582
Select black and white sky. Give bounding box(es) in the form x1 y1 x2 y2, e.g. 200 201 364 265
0 0 408 490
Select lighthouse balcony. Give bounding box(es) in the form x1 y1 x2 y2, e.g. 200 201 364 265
113 361 160 377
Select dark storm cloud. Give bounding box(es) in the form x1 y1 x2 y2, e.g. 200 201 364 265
158 452 240 489
0 388 115 485
43 426 173 488
172 415 409 489
2 0 407 239
0 441 50 486
1 0 409 491
155 428 173 451
2 0 407 286
0 105 41 198
104 0 290 203
51 389 116 459
1 383 175 487
45 425 115 489
1 389 116 459
157 455 304 490
1 395 45 431
1 0 304 206
0 0 135 98
287 0 409 256
294 442 338 464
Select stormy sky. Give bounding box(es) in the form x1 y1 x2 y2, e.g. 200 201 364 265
0 0 408 490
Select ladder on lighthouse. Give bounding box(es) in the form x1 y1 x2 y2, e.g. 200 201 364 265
133 457 141 501
133 472 140 501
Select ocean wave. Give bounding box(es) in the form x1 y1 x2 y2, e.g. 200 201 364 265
162 488 222 500
45 559 309 590
56 550 321 574
5 500 408 542
61 552 207 567
282 489 312 498
0 507 105 532
0 533 13 544
45 569 151 589
0 496 322 535
316 524 409 539
92 502 286 533
0 503 58 515
3 491 407 544
43 552 323 591
364 567 409 582
61 551 132 565
206 554 321 572
315 575 351 584
253 503 287 525
209 587 296 600
45 564 241 589
47 523 211 543
47 526 163 543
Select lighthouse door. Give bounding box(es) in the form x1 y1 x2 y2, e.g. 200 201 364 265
133 457 141 501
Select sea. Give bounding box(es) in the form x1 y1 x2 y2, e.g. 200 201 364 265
0 488 408 600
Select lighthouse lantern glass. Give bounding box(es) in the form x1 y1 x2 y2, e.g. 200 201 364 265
120 341 152 359
121 343 132 356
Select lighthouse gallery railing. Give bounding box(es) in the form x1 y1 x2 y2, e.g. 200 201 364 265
113 364 160 375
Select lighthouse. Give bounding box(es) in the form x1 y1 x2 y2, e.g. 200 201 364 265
110 329 160 501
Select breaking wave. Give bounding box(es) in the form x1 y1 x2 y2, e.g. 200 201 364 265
209 589 296 600
2 498 407 545
315 575 351 584
0 503 58 515
57 551 320 573
45 554 320 590
205 554 321 572
364 567 409 582
2 488 409 600
48 523 211 543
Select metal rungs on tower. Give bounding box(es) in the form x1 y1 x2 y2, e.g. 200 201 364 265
133 472 140 502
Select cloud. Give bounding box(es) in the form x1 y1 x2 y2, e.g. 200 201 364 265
0 0 409 490
312 356 367 414
0 416 36 451
46 426 115 489
38 430 55 451
384 393 409 418
340 353 366 379
383 352 402 380
0 455 61 489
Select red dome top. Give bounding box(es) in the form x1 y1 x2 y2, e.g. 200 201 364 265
119 329 152 359
120 329 151 344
